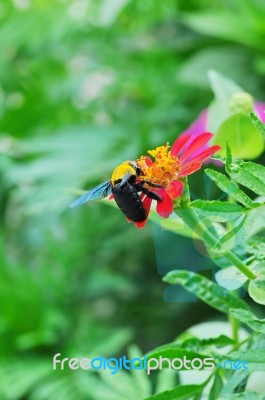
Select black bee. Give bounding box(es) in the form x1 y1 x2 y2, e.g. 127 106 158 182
70 161 163 222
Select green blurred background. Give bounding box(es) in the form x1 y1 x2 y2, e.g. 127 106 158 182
1 0 265 398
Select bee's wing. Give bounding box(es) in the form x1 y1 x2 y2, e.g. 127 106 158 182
70 180 112 208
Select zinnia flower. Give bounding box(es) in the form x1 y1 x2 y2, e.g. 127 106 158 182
133 132 221 228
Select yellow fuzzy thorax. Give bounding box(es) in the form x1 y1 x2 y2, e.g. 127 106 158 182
111 162 137 184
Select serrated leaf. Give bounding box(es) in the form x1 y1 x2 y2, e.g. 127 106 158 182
230 309 265 334
144 384 203 400
241 160 265 183
248 278 265 305
213 113 264 159
176 335 234 350
205 169 255 208
244 204 265 239
190 200 244 221
250 112 265 140
164 270 249 313
226 159 265 197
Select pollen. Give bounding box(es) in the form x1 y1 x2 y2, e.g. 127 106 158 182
138 144 181 187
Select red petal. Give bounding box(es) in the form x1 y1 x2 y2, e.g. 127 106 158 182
167 180 184 199
179 161 202 177
134 195 152 229
142 195 152 212
184 145 221 165
156 189 173 218
179 132 214 162
135 219 148 228
171 134 191 157
144 156 153 166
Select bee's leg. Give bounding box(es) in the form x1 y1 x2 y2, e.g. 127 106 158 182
135 181 163 200
138 185 163 202
139 180 164 188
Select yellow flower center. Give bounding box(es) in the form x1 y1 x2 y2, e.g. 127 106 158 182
137 143 181 187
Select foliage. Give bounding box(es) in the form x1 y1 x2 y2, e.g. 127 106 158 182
0 0 265 399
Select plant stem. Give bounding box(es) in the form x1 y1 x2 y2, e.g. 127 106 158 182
175 206 256 280
229 313 239 343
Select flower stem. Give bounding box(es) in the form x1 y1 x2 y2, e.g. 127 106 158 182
229 312 239 344
175 206 256 281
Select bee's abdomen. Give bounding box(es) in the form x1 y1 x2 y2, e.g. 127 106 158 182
112 183 146 222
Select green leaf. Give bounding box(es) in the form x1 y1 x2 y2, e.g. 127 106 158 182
176 335 235 350
155 370 176 397
205 169 255 208
213 113 264 159
208 69 244 99
244 205 265 239
190 200 244 221
226 143 233 172
215 266 248 291
149 211 199 239
240 160 265 184
249 112 265 140
212 216 246 254
226 158 265 197
247 238 265 258
144 384 203 400
182 11 263 49
248 278 265 305
209 371 223 400
230 309 265 334
220 370 249 396
127 345 152 398
0 358 51 400
178 48 248 94
226 350 265 371
164 270 249 314
207 70 244 133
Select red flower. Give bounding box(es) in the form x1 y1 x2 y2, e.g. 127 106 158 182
134 132 221 228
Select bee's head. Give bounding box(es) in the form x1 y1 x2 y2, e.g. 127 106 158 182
129 161 143 176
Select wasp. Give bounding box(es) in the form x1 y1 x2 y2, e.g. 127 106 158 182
70 161 163 222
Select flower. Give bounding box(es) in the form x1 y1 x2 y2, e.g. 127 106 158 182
133 132 221 228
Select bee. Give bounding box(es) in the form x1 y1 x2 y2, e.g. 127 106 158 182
70 161 163 222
